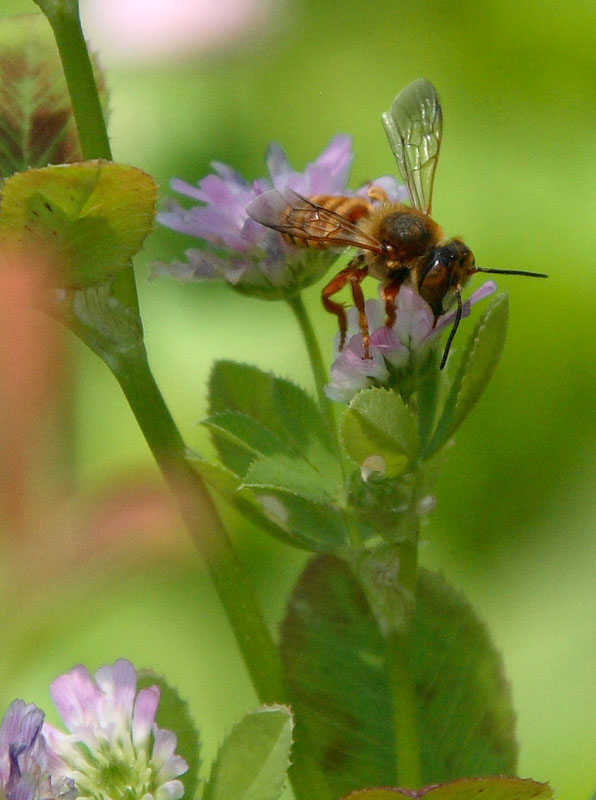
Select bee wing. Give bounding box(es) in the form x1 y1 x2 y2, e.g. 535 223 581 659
246 188 383 253
381 78 442 215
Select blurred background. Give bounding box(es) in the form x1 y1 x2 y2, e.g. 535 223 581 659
1 1 595 798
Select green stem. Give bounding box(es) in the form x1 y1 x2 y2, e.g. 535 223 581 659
386 539 421 789
114 344 284 702
35 0 112 160
113 345 331 800
287 295 336 434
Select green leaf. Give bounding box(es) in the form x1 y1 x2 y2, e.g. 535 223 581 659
244 453 338 504
280 558 517 798
340 388 418 478
244 457 349 553
345 777 553 799
203 706 293 800
0 161 156 287
136 669 200 800
0 14 106 176
202 411 296 478
188 455 311 550
208 361 339 480
190 454 347 552
424 294 509 458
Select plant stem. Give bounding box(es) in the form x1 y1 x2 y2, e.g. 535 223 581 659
35 0 112 160
287 295 336 433
113 345 330 800
385 539 421 789
114 345 284 701
386 629 421 788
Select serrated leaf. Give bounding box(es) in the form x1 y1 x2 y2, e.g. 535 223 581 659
0 161 156 287
190 454 347 552
202 411 296 478
136 669 200 800
280 558 517 798
203 706 293 800
341 388 418 477
345 776 552 799
0 14 107 176
424 294 508 458
244 453 339 503
189 454 310 550
208 361 340 481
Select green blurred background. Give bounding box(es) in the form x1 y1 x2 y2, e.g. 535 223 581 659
1 1 595 798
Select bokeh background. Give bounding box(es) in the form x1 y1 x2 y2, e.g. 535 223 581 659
1 1 595 798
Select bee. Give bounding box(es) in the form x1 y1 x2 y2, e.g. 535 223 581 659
247 79 547 368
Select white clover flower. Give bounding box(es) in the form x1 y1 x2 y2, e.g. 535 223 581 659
43 660 187 800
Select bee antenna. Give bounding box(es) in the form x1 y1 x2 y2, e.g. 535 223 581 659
474 267 548 278
440 287 463 370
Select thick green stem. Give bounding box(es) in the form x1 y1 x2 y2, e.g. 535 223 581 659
113 346 331 800
386 539 421 789
387 629 421 788
35 0 112 160
287 295 336 434
114 345 285 702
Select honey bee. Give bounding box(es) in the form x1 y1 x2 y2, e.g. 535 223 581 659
247 79 547 368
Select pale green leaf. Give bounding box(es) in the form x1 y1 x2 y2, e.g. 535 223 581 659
340 387 418 477
424 294 508 458
0 161 156 287
203 706 293 800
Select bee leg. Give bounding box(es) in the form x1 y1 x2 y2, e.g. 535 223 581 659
321 258 368 354
381 273 407 329
348 268 371 359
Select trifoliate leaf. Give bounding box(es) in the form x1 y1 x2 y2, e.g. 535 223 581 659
0 161 156 287
424 294 508 458
280 557 517 798
203 706 293 800
208 361 340 481
340 387 418 477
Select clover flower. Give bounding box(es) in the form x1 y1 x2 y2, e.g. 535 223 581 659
43 659 187 800
0 699 75 800
325 281 498 403
154 135 406 299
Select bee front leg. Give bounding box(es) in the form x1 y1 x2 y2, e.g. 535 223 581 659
321 256 369 356
381 271 408 329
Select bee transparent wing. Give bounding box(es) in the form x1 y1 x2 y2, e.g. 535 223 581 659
246 188 383 253
381 78 442 214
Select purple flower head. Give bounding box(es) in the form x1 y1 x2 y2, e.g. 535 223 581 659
326 281 498 403
43 659 187 800
0 700 75 800
154 135 407 299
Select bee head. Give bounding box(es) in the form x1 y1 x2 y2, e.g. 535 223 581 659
418 238 474 316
